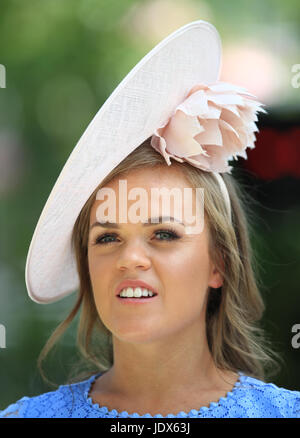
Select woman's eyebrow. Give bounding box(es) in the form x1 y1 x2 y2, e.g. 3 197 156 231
89 216 184 230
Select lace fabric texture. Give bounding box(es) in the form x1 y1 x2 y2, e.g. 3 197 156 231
1 372 300 418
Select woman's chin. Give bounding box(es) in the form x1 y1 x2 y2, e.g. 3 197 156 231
111 326 166 345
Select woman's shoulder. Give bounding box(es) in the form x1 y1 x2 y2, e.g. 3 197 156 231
0 374 97 418
236 373 300 418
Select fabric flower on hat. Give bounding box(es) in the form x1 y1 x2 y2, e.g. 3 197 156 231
150 82 267 173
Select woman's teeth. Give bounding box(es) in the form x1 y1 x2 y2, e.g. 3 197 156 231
119 287 155 298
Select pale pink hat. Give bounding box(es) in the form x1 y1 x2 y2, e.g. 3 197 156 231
25 20 264 304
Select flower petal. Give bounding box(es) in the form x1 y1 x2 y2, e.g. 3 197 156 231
150 80 266 173
161 110 208 157
177 90 209 116
195 119 223 146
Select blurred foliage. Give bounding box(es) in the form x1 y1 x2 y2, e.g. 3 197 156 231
0 0 299 410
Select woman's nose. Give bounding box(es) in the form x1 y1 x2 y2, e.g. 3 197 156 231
116 241 152 271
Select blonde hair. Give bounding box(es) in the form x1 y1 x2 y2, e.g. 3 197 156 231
37 137 281 387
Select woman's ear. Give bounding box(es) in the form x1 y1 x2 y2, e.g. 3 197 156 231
208 254 224 289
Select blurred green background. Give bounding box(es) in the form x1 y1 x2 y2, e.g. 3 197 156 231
0 0 299 409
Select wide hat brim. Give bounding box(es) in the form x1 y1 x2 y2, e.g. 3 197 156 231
25 20 222 304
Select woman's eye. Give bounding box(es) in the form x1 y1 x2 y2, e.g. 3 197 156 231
94 229 180 245
95 233 119 245
155 230 179 241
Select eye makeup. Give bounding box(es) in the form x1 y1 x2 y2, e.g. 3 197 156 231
91 226 181 246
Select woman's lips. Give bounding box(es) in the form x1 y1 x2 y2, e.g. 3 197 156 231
116 295 159 304
115 279 158 296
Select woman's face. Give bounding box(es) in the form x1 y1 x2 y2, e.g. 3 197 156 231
88 166 223 344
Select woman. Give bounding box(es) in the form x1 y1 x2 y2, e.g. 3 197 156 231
1 20 299 418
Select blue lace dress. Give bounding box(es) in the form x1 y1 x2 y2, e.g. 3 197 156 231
1 372 300 418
